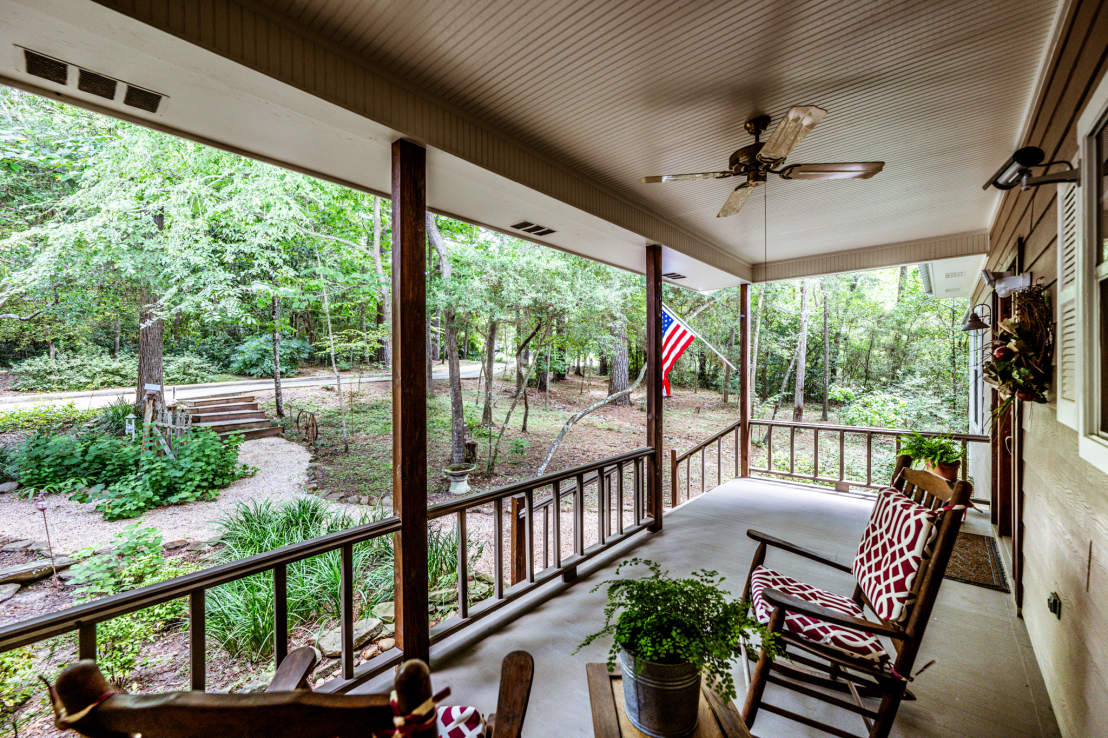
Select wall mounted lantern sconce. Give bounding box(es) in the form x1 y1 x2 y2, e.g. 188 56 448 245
983 146 1080 192
980 269 1032 298
962 303 992 333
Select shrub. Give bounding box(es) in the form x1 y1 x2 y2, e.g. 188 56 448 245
11 351 134 392
191 335 240 370
70 523 165 599
0 646 35 718
0 402 98 434
13 432 140 491
206 497 479 659
164 353 221 384
229 336 313 378
839 392 906 428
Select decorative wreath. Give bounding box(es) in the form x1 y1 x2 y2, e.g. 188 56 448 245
982 283 1054 414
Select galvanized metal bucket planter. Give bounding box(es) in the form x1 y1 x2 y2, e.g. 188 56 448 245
619 648 701 738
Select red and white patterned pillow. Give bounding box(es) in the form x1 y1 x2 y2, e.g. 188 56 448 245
436 705 485 738
749 565 888 662
852 487 938 624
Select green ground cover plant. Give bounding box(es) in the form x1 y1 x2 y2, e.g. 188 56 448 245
0 402 98 434
206 497 479 660
10 352 226 392
14 430 254 519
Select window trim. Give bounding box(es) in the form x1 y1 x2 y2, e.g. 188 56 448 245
1076 76 1108 472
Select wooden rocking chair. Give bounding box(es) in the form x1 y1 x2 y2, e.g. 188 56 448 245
46 646 533 738
739 455 972 738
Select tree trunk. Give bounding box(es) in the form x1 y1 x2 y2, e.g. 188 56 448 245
607 319 631 405
112 316 120 358
482 319 498 426
272 294 284 418
426 213 466 465
863 332 876 390
136 289 164 405
48 339 55 361
315 248 349 452
821 288 829 421
598 353 609 376
792 280 810 422
897 265 908 303
426 303 435 397
722 325 735 404
751 285 764 400
370 195 392 367
360 304 370 367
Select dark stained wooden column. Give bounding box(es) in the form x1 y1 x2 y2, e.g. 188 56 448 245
739 283 752 477
645 244 664 532
391 139 429 664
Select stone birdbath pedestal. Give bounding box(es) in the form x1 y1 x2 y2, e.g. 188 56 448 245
444 464 476 495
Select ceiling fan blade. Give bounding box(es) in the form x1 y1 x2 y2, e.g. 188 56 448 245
757 105 828 164
640 172 733 183
778 162 885 180
716 185 754 218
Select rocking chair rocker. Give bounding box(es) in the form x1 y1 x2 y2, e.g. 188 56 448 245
739 455 972 738
46 647 533 738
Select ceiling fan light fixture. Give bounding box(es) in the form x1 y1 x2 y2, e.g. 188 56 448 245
757 105 827 163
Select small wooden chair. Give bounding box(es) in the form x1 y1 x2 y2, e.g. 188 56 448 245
46 647 533 738
739 455 971 738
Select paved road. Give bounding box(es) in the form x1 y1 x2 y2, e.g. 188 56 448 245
0 360 502 410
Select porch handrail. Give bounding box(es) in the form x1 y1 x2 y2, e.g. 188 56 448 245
0 447 656 696
670 418 988 506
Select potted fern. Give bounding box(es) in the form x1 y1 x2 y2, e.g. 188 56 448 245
899 431 964 482
576 559 776 738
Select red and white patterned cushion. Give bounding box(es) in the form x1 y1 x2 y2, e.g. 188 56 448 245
851 488 938 624
436 705 485 738
750 565 888 662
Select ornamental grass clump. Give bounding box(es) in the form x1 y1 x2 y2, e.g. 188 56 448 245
576 558 779 703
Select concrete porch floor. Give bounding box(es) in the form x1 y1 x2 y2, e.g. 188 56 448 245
367 478 1061 738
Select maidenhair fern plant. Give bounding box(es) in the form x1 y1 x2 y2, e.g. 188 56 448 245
576 558 779 703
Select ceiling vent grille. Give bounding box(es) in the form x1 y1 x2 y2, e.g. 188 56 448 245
124 86 163 113
510 221 556 237
24 49 67 85
78 69 117 100
17 47 166 115
663 272 686 280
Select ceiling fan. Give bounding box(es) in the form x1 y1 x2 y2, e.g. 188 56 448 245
640 106 884 218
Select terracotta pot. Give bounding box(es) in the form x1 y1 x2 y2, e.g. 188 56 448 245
924 459 960 483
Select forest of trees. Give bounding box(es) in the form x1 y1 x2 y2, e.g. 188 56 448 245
0 87 970 447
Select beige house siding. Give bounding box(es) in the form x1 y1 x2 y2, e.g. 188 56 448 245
978 0 1108 734
88 0 751 280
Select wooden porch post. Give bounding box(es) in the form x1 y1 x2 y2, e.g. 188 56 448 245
391 139 430 664
739 283 751 477
646 244 664 531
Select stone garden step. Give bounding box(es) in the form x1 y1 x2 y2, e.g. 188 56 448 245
0 557 76 584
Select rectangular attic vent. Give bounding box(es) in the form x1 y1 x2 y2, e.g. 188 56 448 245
19 47 165 114
663 272 686 280
510 221 556 237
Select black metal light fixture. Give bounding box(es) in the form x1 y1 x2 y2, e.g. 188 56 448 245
983 145 1080 191
962 303 991 333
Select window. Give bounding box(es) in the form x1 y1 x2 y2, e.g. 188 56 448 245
1074 77 1108 470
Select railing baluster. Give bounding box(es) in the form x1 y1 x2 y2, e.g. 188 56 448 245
700 448 706 496
961 440 968 481
866 432 873 487
768 424 774 471
543 503 550 570
717 437 722 487
494 497 504 599
575 473 585 555
189 589 205 691
685 457 690 499
78 622 96 661
457 509 469 618
670 450 678 507
340 542 354 680
525 488 535 583
789 425 796 474
597 471 606 545
552 480 561 568
735 426 740 479
839 430 845 482
634 459 643 524
617 462 625 534
274 564 288 667
813 429 819 482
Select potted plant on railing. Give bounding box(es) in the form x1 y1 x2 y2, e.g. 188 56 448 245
576 559 777 738
899 431 964 482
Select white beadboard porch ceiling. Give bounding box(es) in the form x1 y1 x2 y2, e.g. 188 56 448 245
258 0 1058 267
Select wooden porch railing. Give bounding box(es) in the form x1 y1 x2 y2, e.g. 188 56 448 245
670 419 988 504
0 447 655 694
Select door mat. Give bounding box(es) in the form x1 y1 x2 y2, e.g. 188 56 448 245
944 532 1010 593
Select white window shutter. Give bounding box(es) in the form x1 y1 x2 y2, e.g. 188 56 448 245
1056 181 1079 429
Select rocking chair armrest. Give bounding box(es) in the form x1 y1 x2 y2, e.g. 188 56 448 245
746 529 852 574
266 647 321 692
762 589 907 641
488 651 534 738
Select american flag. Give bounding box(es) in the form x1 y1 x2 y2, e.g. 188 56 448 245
661 305 696 396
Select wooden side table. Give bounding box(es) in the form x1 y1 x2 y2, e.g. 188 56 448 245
586 664 753 738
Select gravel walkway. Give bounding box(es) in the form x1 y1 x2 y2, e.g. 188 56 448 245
0 437 311 555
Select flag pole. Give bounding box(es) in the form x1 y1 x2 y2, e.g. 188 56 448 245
663 302 738 372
